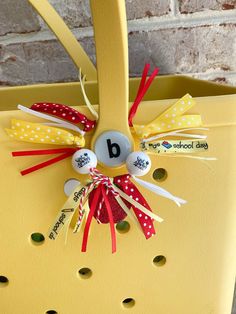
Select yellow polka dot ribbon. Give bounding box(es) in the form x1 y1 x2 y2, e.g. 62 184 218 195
133 94 202 139
5 119 85 147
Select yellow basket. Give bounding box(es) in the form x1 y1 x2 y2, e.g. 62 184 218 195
1 1 236 314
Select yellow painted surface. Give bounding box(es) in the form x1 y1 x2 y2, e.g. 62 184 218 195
0 80 236 313
90 0 133 148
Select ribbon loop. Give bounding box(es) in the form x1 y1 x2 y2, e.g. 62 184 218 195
18 104 85 135
6 119 85 147
133 94 202 139
48 183 88 240
31 101 96 132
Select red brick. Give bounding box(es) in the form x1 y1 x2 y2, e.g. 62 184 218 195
179 0 236 14
126 0 171 19
0 0 40 36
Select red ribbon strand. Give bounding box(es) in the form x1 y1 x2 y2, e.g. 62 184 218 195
128 64 159 127
12 148 79 176
81 185 101 252
12 148 78 157
101 185 116 254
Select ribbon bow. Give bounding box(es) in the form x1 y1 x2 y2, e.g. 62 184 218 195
5 103 92 175
133 94 202 139
130 90 211 158
48 167 186 253
5 64 212 255
49 168 165 253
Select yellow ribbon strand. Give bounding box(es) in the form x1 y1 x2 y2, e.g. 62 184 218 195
113 185 164 223
48 184 88 240
6 119 85 147
79 69 99 120
133 94 202 139
141 140 209 154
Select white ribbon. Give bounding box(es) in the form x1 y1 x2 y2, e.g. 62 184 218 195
159 154 217 161
18 104 85 136
142 128 209 143
132 176 187 207
115 195 142 230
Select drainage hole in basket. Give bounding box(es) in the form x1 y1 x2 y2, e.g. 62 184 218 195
31 232 45 245
122 298 135 308
153 168 167 182
153 255 166 267
46 311 57 314
116 221 130 234
78 268 92 279
0 276 9 287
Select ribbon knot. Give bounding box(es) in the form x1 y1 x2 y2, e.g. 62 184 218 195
90 168 119 197
73 135 85 147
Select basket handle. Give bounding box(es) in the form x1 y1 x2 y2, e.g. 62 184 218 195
28 0 97 81
90 0 133 147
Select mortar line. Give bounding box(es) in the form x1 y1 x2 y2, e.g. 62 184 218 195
169 0 179 17
1 9 236 46
128 9 236 32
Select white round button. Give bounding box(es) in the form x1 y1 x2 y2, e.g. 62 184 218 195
64 178 81 196
126 151 151 176
72 149 97 174
94 131 132 167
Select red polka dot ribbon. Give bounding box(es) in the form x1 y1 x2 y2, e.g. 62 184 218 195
88 171 157 240
113 174 156 239
31 103 96 132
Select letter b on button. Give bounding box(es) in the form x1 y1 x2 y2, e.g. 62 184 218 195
94 131 132 167
107 139 121 158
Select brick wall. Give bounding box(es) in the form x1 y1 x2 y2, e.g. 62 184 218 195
0 0 236 86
